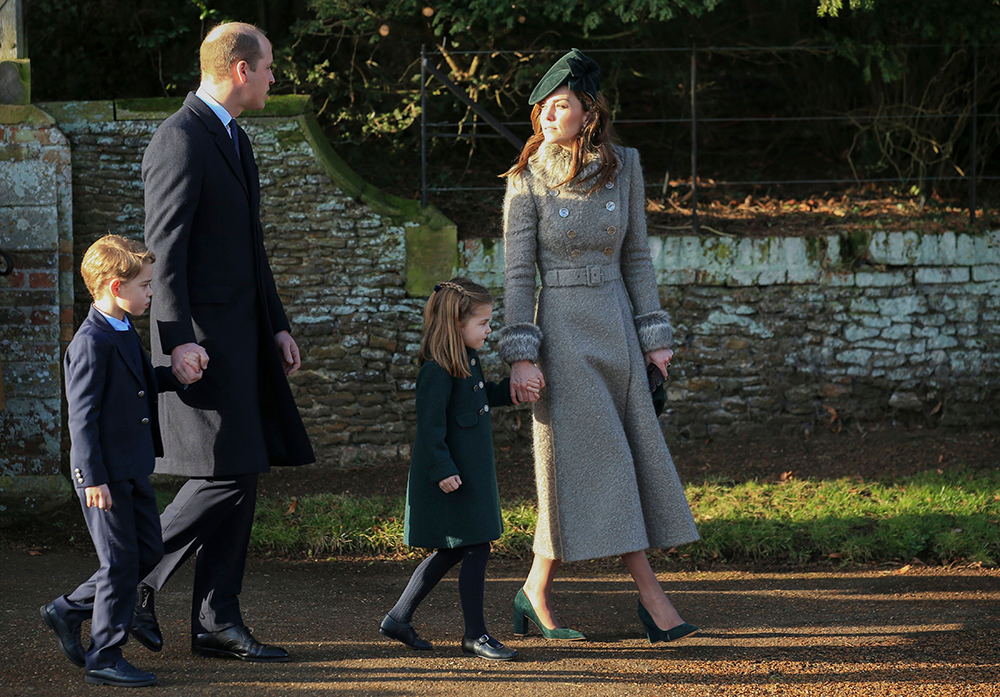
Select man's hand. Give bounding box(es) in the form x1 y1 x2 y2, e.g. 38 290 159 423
275 330 301 376
171 343 209 384
85 484 112 511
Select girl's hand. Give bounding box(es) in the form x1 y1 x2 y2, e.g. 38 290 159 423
439 475 462 493
644 348 674 380
85 484 112 511
511 360 545 404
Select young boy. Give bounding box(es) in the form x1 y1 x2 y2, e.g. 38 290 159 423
40 235 206 687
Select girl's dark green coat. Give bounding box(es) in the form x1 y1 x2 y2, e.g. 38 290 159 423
404 349 513 549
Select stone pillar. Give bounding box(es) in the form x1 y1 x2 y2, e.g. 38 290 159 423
0 0 29 105
0 104 73 519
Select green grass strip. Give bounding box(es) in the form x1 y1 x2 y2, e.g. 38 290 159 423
244 469 1000 566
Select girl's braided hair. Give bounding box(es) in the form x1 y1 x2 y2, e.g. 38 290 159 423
419 277 493 378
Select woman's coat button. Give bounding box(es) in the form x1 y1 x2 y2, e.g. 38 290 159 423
605 201 616 211
559 208 569 218
567 230 577 239
571 249 581 258
607 226 617 235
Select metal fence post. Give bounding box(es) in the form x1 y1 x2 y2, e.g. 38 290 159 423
421 44 427 209
690 41 699 235
970 44 978 226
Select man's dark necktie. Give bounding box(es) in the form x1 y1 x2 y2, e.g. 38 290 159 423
228 118 241 161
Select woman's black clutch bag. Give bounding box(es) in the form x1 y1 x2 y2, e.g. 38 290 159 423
647 362 666 416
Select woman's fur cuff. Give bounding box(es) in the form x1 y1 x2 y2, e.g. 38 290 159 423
635 310 674 353
498 323 543 364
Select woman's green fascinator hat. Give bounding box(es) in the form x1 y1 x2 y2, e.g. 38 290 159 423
528 48 601 105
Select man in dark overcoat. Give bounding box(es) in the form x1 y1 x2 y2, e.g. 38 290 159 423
131 21 314 662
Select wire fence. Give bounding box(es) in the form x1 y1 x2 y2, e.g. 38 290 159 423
420 43 1000 230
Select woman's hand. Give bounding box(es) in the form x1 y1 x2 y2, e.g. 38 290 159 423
510 360 545 404
644 348 674 379
439 475 462 493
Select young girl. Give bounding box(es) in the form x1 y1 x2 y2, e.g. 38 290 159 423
379 277 537 661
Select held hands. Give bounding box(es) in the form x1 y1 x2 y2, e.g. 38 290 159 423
510 360 545 405
182 351 205 380
439 475 462 493
275 330 301 376
85 484 112 511
644 348 675 380
171 343 209 384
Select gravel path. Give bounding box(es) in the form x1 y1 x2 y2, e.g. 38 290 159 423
4 551 998 696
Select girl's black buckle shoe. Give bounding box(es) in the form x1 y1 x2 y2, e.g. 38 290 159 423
462 634 518 661
379 613 433 650
637 600 698 644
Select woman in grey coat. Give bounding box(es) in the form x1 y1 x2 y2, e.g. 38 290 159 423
498 49 700 643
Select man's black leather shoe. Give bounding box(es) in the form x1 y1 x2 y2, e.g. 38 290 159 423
84 658 157 687
461 634 518 661
191 625 289 662
40 602 85 667
379 613 433 650
131 583 163 652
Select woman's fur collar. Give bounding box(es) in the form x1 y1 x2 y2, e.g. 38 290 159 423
529 142 601 189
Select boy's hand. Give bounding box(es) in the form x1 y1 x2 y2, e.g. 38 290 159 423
438 475 462 493
525 376 542 398
171 343 209 384
85 484 112 511
182 350 207 382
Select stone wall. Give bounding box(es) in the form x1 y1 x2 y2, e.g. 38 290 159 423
0 105 73 513
15 97 460 476
463 231 1000 439
1 98 997 512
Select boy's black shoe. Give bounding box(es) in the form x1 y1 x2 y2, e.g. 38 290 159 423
461 634 518 661
40 602 85 667
191 624 289 662
130 583 163 651
84 658 157 687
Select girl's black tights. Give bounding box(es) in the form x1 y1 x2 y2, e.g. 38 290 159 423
388 541 491 640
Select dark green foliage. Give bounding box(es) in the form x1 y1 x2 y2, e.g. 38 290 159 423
23 1 1000 199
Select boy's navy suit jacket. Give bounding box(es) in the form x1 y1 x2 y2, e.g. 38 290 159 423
64 305 181 488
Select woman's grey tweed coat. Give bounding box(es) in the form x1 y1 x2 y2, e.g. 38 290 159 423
499 143 700 562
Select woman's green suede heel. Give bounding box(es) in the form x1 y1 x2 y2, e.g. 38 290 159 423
513 588 586 641
637 600 698 644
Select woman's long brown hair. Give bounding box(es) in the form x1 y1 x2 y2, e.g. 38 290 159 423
419 278 493 378
502 90 619 194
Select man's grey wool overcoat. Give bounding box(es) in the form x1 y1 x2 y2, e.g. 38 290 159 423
404 350 513 549
499 143 700 562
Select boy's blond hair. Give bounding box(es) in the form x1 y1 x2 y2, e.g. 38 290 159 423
419 277 493 379
81 234 155 301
